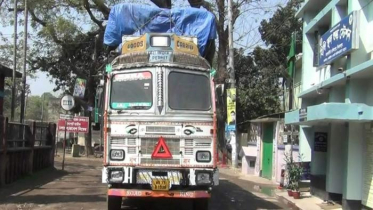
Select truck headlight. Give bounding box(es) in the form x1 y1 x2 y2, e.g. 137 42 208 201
196 151 211 163
110 149 125 161
195 171 212 185
109 169 124 183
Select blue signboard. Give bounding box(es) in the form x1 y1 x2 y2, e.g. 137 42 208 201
227 125 236 131
314 132 327 152
319 11 359 66
225 124 235 132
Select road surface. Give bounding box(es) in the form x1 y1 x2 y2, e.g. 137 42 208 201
0 157 296 210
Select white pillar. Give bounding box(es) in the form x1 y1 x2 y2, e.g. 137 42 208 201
326 123 346 194
343 122 363 200
299 126 313 162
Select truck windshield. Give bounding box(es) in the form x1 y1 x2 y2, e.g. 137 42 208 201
168 71 211 111
110 72 153 110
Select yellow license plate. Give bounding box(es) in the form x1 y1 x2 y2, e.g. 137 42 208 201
151 179 170 191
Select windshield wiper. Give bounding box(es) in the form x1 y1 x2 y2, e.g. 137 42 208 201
116 109 127 114
131 106 149 110
115 105 150 114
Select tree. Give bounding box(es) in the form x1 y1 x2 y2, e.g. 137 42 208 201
235 49 282 127
24 95 47 121
23 92 60 122
257 0 303 77
235 0 303 131
0 6 35 121
2 79 31 119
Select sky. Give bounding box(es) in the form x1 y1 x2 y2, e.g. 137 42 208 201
29 72 60 96
0 0 288 97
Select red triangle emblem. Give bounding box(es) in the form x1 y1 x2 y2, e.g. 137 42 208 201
151 137 172 159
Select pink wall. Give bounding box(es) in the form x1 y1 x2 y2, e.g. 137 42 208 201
242 156 256 175
275 145 299 183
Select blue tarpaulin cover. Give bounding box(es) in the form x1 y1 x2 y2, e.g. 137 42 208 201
104 3 217 55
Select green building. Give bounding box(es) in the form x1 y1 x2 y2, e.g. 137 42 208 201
285 0 373 209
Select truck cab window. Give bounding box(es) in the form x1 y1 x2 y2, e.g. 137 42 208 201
168 71 211 111
110 72 153 110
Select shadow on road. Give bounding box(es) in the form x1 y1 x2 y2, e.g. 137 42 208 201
0 167 68 203
120 176 290 210
2 194 106 204
210 179 287 210
0 157 292 210
0 158 106 208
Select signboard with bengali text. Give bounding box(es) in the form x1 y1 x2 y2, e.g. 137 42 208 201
59 114 73 120
58 116 89 133
319 11 359 66
299 108 307 122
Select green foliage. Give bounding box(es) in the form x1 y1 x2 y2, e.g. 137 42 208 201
235 51 279 122
284 153 304 191
258 0 303 56
235 0 303 127
24 92 60 122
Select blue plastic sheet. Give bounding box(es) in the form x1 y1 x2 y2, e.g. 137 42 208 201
104 3 217 55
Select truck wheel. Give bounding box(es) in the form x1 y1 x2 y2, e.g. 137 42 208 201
193 198 209 210
107 195 122 210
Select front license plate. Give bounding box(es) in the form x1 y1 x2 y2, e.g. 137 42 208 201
151 179 170 191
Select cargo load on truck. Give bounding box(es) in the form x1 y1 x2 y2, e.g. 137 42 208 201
104 3 217 56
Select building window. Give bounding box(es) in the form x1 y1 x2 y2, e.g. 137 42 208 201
249 160 255 168
282 124 299 146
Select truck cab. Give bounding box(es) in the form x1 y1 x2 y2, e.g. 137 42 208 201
95 33 218 210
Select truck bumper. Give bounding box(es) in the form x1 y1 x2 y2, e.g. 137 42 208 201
103 167 219 186
108 189 211 198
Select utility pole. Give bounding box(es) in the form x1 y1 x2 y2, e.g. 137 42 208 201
20 0 28 123
227 0 237 168
41 93 45 123
11 0 18 122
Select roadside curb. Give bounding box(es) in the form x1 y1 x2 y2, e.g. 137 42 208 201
274 191 300 210
273 189 334 210
218 167 278 186
219 167 302 209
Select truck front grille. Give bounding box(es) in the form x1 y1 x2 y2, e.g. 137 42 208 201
128 138 136 145
128 147 136 154
140 158 180 165
146 126 175 133
140 138 180 155
110 138 125 145
185 139 193 146
184 148 193 155
195 142 211 147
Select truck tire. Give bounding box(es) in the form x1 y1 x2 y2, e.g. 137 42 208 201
193 198 209 210
107 195 122 210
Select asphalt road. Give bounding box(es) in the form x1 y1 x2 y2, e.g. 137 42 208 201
0 157 295 210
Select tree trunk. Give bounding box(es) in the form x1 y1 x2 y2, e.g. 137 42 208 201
84 74 96 156
85 110 94 156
